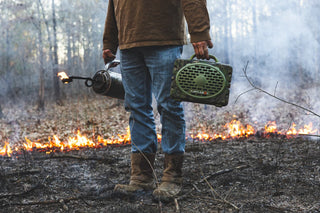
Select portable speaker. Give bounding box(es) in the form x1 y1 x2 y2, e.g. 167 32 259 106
170 55 233 107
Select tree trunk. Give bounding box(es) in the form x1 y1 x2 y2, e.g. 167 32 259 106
227 0 234 64
4 19 16 100
223 0 230 64
36 0 45 111
39 0 54 93
251 0 258 83
0 103 3 118
52 0 61 104
67 25 72 73
252 0 257 61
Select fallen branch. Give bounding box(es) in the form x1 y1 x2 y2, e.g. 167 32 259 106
51 153 115 162
200 169 239 210
174 198 180 212
298 134 320 138
0 183 43 199
33 153 116 163
0 197 78 207
224 183 239 200
1 169 41 178
199 164 250 183
177 164 250 201
0 193 117 208
264 204 293 212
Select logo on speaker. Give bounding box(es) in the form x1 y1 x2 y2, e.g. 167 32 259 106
190 90 208 95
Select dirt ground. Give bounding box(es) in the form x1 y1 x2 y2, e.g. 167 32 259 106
0 97 320 212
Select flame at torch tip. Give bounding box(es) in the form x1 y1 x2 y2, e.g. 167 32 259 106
57 72 69 81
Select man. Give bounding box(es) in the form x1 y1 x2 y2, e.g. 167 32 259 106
102 0 212 201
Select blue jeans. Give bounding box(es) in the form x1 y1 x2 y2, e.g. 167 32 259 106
120 46 186 154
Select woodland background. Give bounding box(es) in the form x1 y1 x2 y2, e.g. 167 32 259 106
0 0 319 108
1 1 320 212
0 0 320 143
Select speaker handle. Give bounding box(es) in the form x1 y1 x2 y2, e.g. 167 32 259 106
189 54 219 62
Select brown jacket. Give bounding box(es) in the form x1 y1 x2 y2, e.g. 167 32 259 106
103 0 211 54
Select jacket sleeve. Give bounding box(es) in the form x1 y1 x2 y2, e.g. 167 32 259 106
182 0 211 43
102 0 119 54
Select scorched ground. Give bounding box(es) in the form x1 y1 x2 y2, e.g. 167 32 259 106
0 98 319 212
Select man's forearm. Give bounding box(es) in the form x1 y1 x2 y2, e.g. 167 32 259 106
182 0 211 43
103 0 119 54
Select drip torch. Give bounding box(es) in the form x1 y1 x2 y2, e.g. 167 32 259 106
58 60 125 99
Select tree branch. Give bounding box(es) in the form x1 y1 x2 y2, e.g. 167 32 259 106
240 61 320 118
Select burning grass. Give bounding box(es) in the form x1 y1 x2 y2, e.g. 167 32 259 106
0 97 319 212
0 119 318 157
0 97 319 157
1 136 319 212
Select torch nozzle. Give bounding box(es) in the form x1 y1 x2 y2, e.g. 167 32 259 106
58 72 94 87
62 78 73 83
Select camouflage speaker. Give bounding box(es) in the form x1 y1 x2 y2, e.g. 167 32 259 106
170 55 232 107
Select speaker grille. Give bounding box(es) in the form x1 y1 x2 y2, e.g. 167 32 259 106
176 63 226 98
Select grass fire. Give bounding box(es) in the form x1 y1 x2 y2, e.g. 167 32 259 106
1 98 319 212
1 0 320 212
1 119 318 158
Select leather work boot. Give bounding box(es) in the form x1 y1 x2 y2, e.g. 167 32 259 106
114 153 156 194
153 153 184 202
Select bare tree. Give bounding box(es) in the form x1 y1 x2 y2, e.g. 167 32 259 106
223 0 230 64
52 0 61 104
36 0 45 110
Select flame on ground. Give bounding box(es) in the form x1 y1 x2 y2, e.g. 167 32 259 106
225 120 255 137
0 142 12 157
23 128 133 154
287 122 317 135
265 121 277 133
0 121 319 157
190 120 318 141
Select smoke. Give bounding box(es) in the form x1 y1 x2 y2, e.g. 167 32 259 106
184 1 320 131
223 3 318 127
253 9 317 85
0 0 319 135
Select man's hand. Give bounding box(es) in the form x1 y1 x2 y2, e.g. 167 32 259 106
192 40 213 60
102 49 116 64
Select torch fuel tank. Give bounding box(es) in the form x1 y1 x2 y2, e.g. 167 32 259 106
91 70 125 99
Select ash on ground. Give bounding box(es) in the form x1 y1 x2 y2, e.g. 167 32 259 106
1 137 319 213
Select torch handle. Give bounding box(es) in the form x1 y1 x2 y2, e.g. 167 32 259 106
85 79 94 87
68 76 94 87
